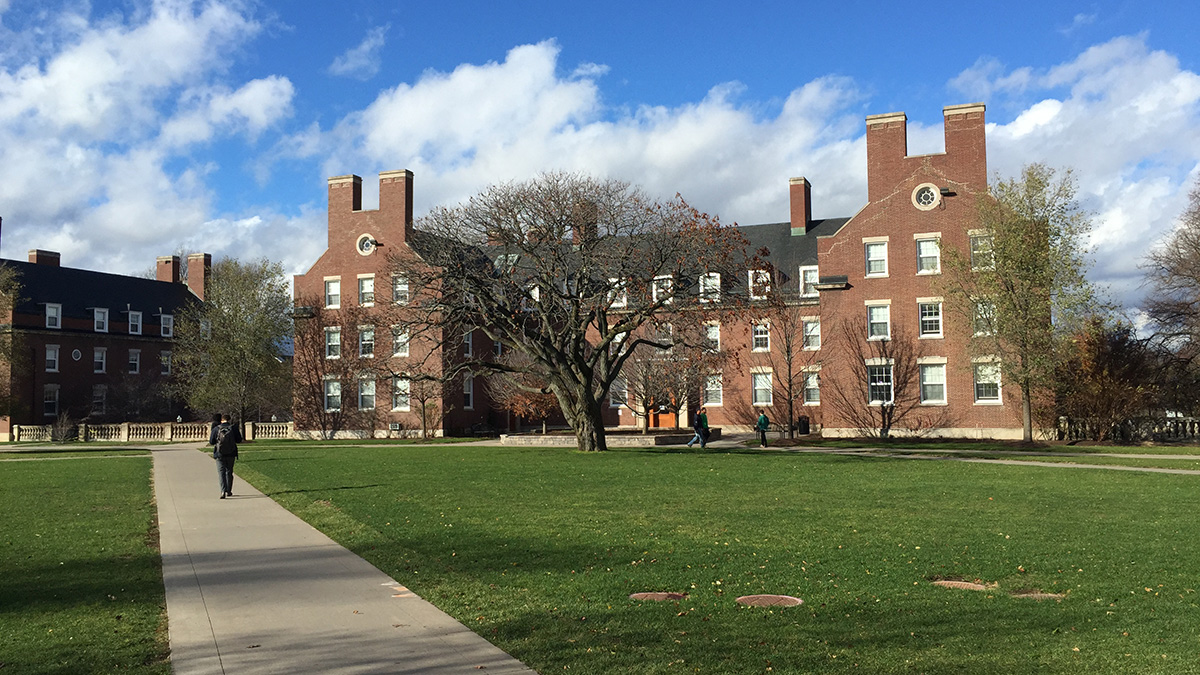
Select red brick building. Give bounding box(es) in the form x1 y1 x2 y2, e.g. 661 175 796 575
0 250 208 439
293 103 1024 439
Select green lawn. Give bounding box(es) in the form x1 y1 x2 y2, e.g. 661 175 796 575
236 443 1200 674
0 457 170 675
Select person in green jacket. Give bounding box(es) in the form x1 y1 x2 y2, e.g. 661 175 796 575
756 412 769 448
687 407 709 448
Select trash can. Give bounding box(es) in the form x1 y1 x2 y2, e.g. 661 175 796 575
795 416 810 435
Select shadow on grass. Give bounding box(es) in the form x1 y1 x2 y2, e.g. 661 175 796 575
266 483 388 495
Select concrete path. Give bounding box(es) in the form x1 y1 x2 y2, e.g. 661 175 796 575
152 443 535 675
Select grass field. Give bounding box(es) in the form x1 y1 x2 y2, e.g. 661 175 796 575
0 456 169 675
235 442 1200 674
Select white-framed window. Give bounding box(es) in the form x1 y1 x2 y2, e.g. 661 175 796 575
704 323 721 352
867 363 894 404
358 275 375 306
46 303 62 329
652 275 674 304
970 232 995 270
703 373 723 406
93 347 107 374
43 384 59 417
749 270 771 300
916 238 941 274
609 378 627 408
391 327 410 357
393 275 410 304
323 377 341 411
918 301 943 338
325 278 341 308
92 385 107 416
867 303 890 339
974 361 1002 403
752 370 773 406
799 265 819 297
391 377 411 411
610 330 627 357
752 322 770 351
973 299 996 336
358 377 376 409
161 351 172 375
803 369 820 405
128 310 142 335
94 308 109 332
803 318 821 350
920 363 947 404
128 349 141 374
161 314 174 338
463 331 473 357
46 345 59 373
865 241 888 277
325 327 341 359
608 278 628 308
522 285 541 312
358 326 375 358
699 272 721 303
463 375 474 410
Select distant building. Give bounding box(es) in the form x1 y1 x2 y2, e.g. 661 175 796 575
294 103 1024 439
0 250 209 438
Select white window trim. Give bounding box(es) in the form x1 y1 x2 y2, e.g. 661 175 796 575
358 274 376 307
751 366 773 407
699 272 721 303
391 377 411 412
972 357 1003 405
802 317 821 351
358 377 376 410
705 322 721 352
866 302 891 340
393 275 411 305
46 345 59 373
324 277 341 309
358 325 375 358
799 265 819 297
751 321 771 352
129 349 141 374
46 303 62 329
463 331 473 357
94 308 109 333
915 236 942 275
161 314 174 338
463 375 474 410
919 362 948 406
863 237 889 278
128 310 142 335
703 373 724 407
608 378 627 408
917 299 944 339
608 278 628 308
652 275 674 305
93 347 107 374
802 365 821 406
749 270 771 300
323 376 342 412
325 326 342 359
866 362 895 406
392 326 410 358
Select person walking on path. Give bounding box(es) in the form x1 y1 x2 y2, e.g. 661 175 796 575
756 412 770 448
687 407 710 448
208 414 242 499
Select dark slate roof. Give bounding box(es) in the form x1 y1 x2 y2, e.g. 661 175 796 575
2 259 198 321
736 217 850 278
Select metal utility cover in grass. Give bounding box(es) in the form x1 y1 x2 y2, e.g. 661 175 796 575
629 592 688 601
735 594 803 607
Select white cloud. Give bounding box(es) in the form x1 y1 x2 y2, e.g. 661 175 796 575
328 24 388 80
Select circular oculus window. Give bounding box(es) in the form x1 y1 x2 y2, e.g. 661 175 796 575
356 234 377 256
72 349 82 361
912 184 941 211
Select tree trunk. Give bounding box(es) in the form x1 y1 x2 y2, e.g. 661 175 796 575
1020 384 1034 443
568 403 608 452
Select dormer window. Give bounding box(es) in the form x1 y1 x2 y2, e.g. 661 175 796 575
94 308 109 332
699 272 721 303
46 304 61 329
749 270 771 300
799 266 819 297
161 314 174 338
652 275 674 304
129 311 142 335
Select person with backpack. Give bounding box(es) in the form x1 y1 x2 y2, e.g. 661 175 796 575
208 414 242 499
687 407 709 448
756 412 770 448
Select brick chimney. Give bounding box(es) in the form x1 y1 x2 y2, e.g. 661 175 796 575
187 253 211 301
789 177 812 236
328 174 363 213
865 111 907 202
157 255 181 283
379 170 414 242
942 103 987 190
28 249 60 266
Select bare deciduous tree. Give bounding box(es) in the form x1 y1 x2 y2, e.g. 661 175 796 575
385 172 749 451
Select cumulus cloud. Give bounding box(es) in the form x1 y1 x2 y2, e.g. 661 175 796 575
328 24 388 80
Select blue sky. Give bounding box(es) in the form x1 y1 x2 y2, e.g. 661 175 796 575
1 0 1198 314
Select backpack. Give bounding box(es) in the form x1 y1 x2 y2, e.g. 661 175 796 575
215 425 237 456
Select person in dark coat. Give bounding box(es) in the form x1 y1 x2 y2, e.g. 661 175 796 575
756 412 770 448
208 414 243 499
687 407 709 448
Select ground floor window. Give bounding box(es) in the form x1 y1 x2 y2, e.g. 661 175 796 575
803 371 820 404
609 378 627 408
752 371 772 405
92 385 107 416
358 378 375 409
974 362 1002 403
43 385 59 417
920 363 946 404
392 377 411 411
324 378 341 412
703 374 723 406
867 364 893 404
